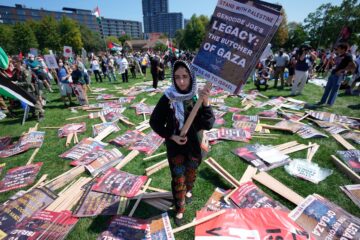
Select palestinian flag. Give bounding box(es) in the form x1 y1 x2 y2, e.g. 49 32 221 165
107 42 122 51
166 40 179 54
93 6 101 23
0 71 36 107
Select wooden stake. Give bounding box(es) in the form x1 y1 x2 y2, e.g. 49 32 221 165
180 82 212 137
205 158 240 188
280 143 316 155
296 113 310 122
146 186 168 193
115 150 140 170
252 172 304 205
66 115 88 121
26 148 40 165
259 117 283 121
331 155 360 184
140 98 147 103
65 133 74 147
94 126 115 141
100 115 107 123
332 134 356 150
119 117 135 126
143 152 166 161
27 174 48 192
145 160 169 176
275 141 299 151
129 178 152 217
40 127 61 129
173 209 226 234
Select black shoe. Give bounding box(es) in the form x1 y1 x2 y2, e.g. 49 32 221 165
174 216 184 226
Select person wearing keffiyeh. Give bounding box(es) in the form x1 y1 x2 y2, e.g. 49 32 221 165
150 60 214 226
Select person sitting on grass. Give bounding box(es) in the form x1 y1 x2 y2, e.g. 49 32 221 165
255 66 271 91
150 60 214 226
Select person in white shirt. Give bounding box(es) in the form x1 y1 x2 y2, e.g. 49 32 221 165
91 57 102 83
117 54 129 83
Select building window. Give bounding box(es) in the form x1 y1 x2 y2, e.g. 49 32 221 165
31 11 39 16
17 10 25 15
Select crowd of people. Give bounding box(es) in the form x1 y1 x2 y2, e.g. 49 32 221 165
0 49 196 122
254 42 359 106
0 42 358 123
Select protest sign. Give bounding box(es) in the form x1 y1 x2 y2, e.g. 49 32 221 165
149 213 175 240
0 162 43 193
30 48 38 57
91 168 148 197
192 0 282 94
202 188 234 212
110 130 146 148
129 131 164 156
63 46 73 58
0 136 12 150
0 187 57 236
0 131 45 158
4 210 78 240
70 84 88 106
85 148 123 176
195 208 309 239
97 216 150 240
218 127 252 142
92 122 120 137
230 181 288 211
289 194 360 240
58 122 86 138
59 138 106 160
336 150 360 173
74 184 120 217
44 54 59 69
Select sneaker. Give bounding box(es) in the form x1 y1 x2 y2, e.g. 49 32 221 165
174 216 184 226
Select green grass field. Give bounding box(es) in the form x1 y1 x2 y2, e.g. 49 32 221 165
0 71 359 240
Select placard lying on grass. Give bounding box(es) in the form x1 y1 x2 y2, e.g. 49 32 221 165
340 184 360 209
195 208 309 239
58 122 86 138
59 138 106 160
91 168 147 198
0 187 57 236
4 210 78 240
289 194 360 240
110 130 146 148
0 131 45 158
0 162 43 193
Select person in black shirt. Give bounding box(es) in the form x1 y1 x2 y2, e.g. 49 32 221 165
150 60 214 226
318 43 355 106
150 53 160 89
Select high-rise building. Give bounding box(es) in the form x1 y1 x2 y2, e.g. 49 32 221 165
0 4 143 39
100 18 142 39
142 0 183 38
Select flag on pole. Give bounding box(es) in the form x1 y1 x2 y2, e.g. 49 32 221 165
107 42 122 51
93 6 101 24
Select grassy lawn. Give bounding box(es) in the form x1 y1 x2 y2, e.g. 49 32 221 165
0 70 359 240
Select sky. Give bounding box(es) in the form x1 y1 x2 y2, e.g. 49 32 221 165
0 0 343 23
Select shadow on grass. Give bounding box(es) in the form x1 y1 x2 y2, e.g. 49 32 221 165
348 104 360 110
88 215 110 234
198 168 231 190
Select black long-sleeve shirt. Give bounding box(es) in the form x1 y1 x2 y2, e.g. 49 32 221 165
150 94 215 159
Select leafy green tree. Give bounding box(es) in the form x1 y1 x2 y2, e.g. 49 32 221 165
118 34 131 46
271 8 289 50
153 42 167 52
36 16 61 52
12 22 38 54
284 22 308 50
0 24 15 54
174 29 185 50
58 16 83 53
183 14 209 51
80 24 105 52
304 0 360 48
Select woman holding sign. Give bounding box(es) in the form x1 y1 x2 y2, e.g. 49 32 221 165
150 60 214 225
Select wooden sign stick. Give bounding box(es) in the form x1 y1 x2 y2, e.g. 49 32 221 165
146 186 168 193
143 152 166 161
66 115 88 121
65 133 74 147
252 172 305 205
41 127 61 129
332 134 356 150
146 160 169 176
205 158 241 188
26 148 40 165
296 113 310 122
173 209 226 234
129 178 152 217
180 82 212 137
100 115 107 123
115 150 140 170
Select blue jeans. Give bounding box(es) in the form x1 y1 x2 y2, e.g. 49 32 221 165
320 73 343 106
